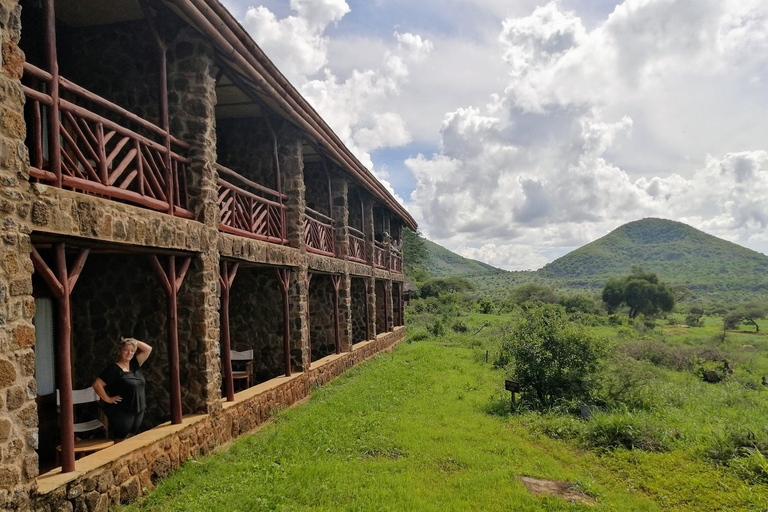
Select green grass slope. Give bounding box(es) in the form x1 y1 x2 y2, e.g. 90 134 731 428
538 218 768 299
423 238 505 277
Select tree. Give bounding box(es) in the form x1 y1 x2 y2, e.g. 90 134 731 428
601 268 676 318
511 283 558 304
497 304 606 408
685 306 705 327
402 228 428 272
724 303 768 332
420 277 474 298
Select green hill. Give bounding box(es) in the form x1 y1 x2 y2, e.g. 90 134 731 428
538 218 768 300
418 218 768 303
422 238 505 277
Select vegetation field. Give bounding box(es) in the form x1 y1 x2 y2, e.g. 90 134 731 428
125 303 768 511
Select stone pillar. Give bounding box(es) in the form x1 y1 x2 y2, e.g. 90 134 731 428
338 273 352 351
0 1 40 506
289 266 310 371
385 280 394 332
363 198 374 266
330 175 349 260
167 29 222 414
279 124 306 251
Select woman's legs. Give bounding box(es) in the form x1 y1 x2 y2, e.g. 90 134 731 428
105 408 144 439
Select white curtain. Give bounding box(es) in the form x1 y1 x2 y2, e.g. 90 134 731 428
34 297 55 396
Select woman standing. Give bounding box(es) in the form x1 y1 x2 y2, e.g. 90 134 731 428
93 338 152 439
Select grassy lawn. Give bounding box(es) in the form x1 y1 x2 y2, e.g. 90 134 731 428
124 318 768 511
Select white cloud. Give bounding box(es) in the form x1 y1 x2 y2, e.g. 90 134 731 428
241 0 350 83
403 0 768 268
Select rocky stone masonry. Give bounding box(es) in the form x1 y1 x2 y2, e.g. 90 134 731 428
228 267 285 383
350 278 367 344
29 329 405 512
375 279 388 335
309 274 336 362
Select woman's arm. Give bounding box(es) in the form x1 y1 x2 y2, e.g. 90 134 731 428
93 377 121 404
135 341 153 366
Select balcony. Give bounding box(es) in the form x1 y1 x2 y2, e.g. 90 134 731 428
217 164 288 244
390 247 403 274
22 63 193 218
304 207 336 256
373 241 388 270
348 227 367 263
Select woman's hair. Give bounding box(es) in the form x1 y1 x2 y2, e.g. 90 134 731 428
117 337 139 355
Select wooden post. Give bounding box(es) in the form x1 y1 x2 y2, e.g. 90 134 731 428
31 244 90 473
149 254 191 424
44 0 61 186
219 261 239 402
275 268 292 376
331 275 341 354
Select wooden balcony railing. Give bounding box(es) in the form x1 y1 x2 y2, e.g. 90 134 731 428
348 227 367 263
22 63 193 218
390 247 403 274
217 164 288 244
373 241 388 269
304 207 336 256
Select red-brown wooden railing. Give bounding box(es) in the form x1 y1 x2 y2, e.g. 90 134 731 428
304 207 336 256
22 63 193 218
348 227 367 263
374 241 388 269
390 247 403 273
217 164 288 244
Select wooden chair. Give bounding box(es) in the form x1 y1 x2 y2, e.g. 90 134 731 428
231 349 255 391
56 387 114 464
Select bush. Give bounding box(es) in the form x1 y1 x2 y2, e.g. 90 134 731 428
451 320 468 333
597 358 661 411
497 304 606 408
427 319 446 337
579 413 670 452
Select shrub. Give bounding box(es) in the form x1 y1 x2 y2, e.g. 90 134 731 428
427 319 446 338
476 298 495 314
451 320 468 333
597 358 660 411
497 304 606 408
579 413 670 452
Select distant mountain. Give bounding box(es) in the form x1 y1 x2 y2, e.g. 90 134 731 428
422 238 504 277
418 218 768 303
538 218 768 299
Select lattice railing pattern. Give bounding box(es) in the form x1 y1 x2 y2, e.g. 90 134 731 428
348 227 366 263
390 248 403 273
217 164 287 244
374 242 388 269
304 207 336 256
22 63 192 217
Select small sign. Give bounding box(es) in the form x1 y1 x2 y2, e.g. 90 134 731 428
505 380 519 393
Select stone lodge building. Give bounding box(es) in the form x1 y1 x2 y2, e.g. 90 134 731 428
0 0 414 509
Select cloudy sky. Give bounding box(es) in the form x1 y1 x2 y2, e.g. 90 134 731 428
221 0 768 271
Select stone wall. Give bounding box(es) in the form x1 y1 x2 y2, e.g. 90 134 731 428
309 274 336 361
228 267 285 384
30 328 406 512
0 0 43 506
375 279 387 335
67 253 182 429
216 118 278 191
350 278 367 343
303 162 331 217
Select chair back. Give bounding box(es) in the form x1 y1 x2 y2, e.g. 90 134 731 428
56 387 100 406
230 349 254 361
